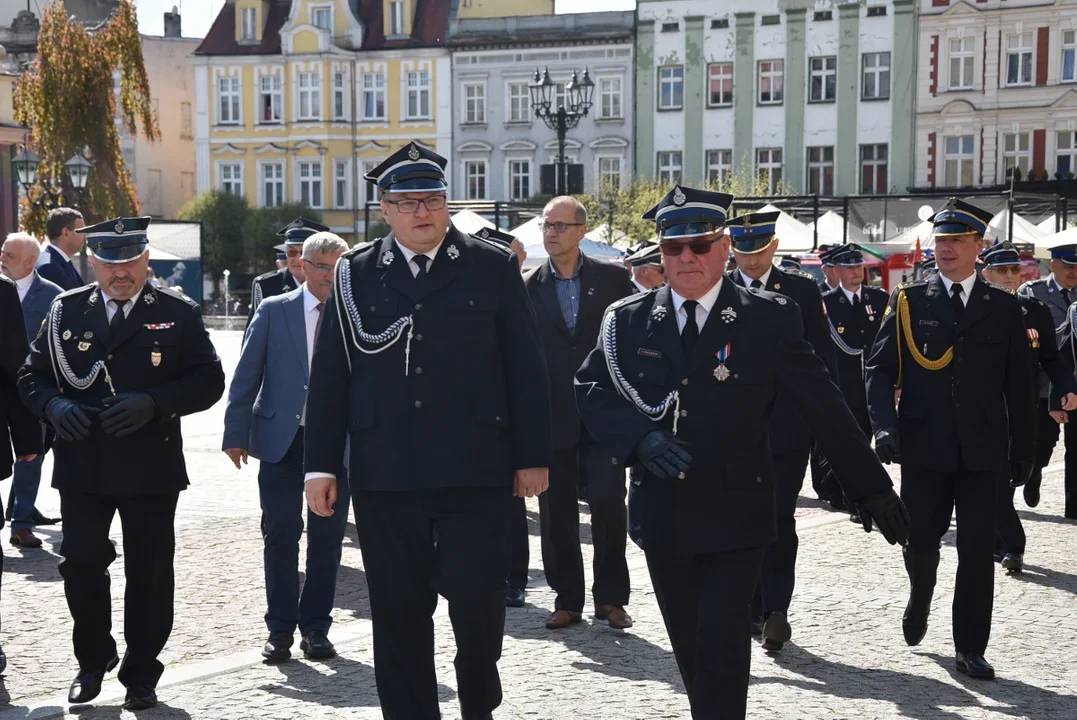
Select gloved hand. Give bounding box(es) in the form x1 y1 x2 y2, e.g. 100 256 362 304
100 392 157 438
1009 461 1034 488
856 488 911 546
634 431 693 481
44 396 95 442
874 428 901 465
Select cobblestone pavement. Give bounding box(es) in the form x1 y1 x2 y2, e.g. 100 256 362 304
1 330 1075 719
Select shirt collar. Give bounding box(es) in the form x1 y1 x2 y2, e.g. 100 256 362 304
394 238 442 267
548 252 584 280
738 265 772 289
14 272 34 292
49 244 71 262
301 284 322 312
841 284 861 304
99 284 144 309
940 272 977 297
671 278 723 316
1051 275 1069 294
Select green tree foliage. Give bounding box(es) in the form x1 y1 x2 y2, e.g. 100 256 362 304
14 0 159 234
176 191 250 286
241 203 323 275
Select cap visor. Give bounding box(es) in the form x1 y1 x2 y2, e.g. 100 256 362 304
384 179 448 192
731 237 777 255
89 242 148 263
932 222 981 237
660 223 723 240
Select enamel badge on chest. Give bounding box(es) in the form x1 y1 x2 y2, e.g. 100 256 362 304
151 350 162 367
713 343 732 382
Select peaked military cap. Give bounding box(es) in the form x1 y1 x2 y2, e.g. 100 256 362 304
830 243 866 266
364 142 448 193
274 243 287 260
779 255 802 270
472 226 517 249
1050 243 1077 265
979 240 1020 266
78 216 151 264
642 185 733 239
930 197 993 238
726 211 779 254
277 217 330 245
625 242 662 267
817 244 840 266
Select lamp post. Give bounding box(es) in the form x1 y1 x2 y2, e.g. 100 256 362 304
222 268 231 319
12 146 93 210
529 67 595 196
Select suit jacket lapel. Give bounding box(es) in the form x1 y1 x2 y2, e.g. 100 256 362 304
956 278 992 333
646 285 686 371
419 227 467 300
576 255 597 332
534 262 571 338
377 233 420 302
1048 276 1071 316
685 280 736 373
283 291 310 378
924 274 958 328
85 286 113 347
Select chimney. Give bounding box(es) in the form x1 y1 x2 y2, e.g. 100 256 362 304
164 6 182 37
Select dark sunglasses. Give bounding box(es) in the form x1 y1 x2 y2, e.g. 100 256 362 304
659 237 721 256
990 265 1022 275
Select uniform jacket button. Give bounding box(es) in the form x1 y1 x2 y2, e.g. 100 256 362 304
681 378 689 386
107 354 113 360
415 333 423 341
611 457 619 465
415 367 423 375
414 400 422 408
296 414 301 420
680 410 688 417
303 384 309 390
415 303 423 310
495 415 502 422
638 372 645 378
755 476 762 483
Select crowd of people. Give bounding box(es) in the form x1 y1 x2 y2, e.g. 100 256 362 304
0 140 1075 718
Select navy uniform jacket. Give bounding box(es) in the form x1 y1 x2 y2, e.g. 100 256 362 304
1018 294 1076 404
247 267 299 328
865 275 1035 474
1 276 42 481
304 226 553 491
822 284 890 410
1018 276 1071 399
18 282 226 496
574 282 893 554
727 266 838 454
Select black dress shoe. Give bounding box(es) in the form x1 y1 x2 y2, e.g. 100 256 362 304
68 654 119 704
761 612 792 653
31 508 61 526
1001 552 1024 573
505 587 526 608
1023 472 1042 508
122 685 158 710
300 630 337 659
955 652 995 679
262 631 293 663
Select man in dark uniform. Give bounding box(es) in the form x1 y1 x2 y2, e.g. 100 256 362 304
981 241 1077 572
1018 242 1077 517
273 243 287 271
817 244 840 294
625 243 665 292
575 185 909 720
724 211 838 653
245 218 324 327
866 198 1035 680
18 217 225 709
303 142 552 720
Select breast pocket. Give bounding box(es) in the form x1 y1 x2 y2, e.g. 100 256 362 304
134 330 180 373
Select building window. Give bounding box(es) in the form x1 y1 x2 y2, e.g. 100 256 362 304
508 160 530 201
335 159 349 208
758 60 784 105
312 6 331 31
706 149 732 185
465 160 487 200
866 5 887 17
761 15 780 25
1002 132 1031 180
1064 30 1076 82
949 37 975 90
661 22 679 32
708 63 733 107
1058 132 1077 177
1006 33 1034 87
712 18 729 29
298 71 322 120
390 1 405 36
813 10 832 21
657 151 682 184
406 70 431 119
217 76 240 124
508 82 530 122
862 52 890 100
333 72 348 120
658 66 684 110
220 163 242 196
298 161 323 207
463 82 485 124
809 56 837 103
806 146 835 195
241 7 256 41
180 101 192 138
756 148 782 194
554 81 569 110
944 135 975 187
362 72 386 120
860 144 888 195
262 163 284 207
598 156 622 192
362 160 380 203
260 74 283 123
599 77 623 119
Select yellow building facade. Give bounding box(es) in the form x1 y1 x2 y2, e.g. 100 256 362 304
0 70 28 235
456 0 553 19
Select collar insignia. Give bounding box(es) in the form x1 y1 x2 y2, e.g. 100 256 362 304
720 307 737 323
447 244 460 260
381 250 395 266
651 304 668 322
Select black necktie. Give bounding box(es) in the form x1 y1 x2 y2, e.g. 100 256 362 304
413 254 429 279
950 283 965 321
1062 286 1072 305
109 299 126 336
750 279 763 290
852 293 861 308
681 300 699 355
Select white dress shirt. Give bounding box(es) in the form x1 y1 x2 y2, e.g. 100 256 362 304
739 266 773 291
840 284 862 305
101 287 143 321
939 272 976 307
14 273 34 302
300 284 323 426
395 239 442 277
670 279 723 335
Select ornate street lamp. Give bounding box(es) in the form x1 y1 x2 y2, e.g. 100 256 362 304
530 66 595 196
12 145 92 209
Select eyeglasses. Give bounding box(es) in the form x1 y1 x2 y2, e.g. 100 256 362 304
659 238 721 256
285 248 302 258
991 265 1022 275
539 221 584 234
304 261 335 274
384 195 448 214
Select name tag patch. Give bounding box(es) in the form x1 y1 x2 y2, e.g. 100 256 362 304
919 319 940 327
637 348 663 359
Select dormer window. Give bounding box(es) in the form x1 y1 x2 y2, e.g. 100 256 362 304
390 1 405 36
241 7 256 41
313 7 332 31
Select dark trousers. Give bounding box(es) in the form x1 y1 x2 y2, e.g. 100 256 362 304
645 547 765 720
540 446 629 612
752 446 810 620
902 467 997 654
1034 398 1077 517
58 489 179 688
995 468 1025 555
506 496 529 591
354 487 512 720
258 428 350 635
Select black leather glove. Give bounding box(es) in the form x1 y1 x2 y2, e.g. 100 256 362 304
44 396 95 442
856 488 911 546
874 428 901 465
100 392 157 438
1009 461 1034 488
634 431 693 481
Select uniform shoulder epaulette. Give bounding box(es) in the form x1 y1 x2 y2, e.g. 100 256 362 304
896 279 928 292
469 233 513 255
343 240 377 258
793 269 815 281
56 283 95 301
253 269 279 283
607 288 653 313
1018 278 1047 292
747 287 792 307
156 286 198 306
1017 292 1047 307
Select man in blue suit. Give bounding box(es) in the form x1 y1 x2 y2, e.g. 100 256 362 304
1 232 63 548
223 231 351 663
35 208 86 291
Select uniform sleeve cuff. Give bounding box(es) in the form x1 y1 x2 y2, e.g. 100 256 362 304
304 472 336 484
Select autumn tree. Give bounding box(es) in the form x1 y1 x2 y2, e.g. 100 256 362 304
13 0 159 235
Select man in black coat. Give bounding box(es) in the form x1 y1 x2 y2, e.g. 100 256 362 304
866 198 1036 680
725 211 838 653
0 274 44 674
245 219 324 328
303 143 552 720
524 196 637 630
575 185 908 720
18 217 225 710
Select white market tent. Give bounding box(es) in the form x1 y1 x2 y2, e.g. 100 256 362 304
882 219 934 249
1037 215 1060 235
805 210 868 246
147 245 182 261
451 209 495 235
514 216 625 269
1034 225 1077 259
987 209 1047 244
585 223 632 249
757 203 815 253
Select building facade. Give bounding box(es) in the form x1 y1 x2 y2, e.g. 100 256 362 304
635 0 916 195
915 0 1077 188
0 70 27 236
447 11 635 201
